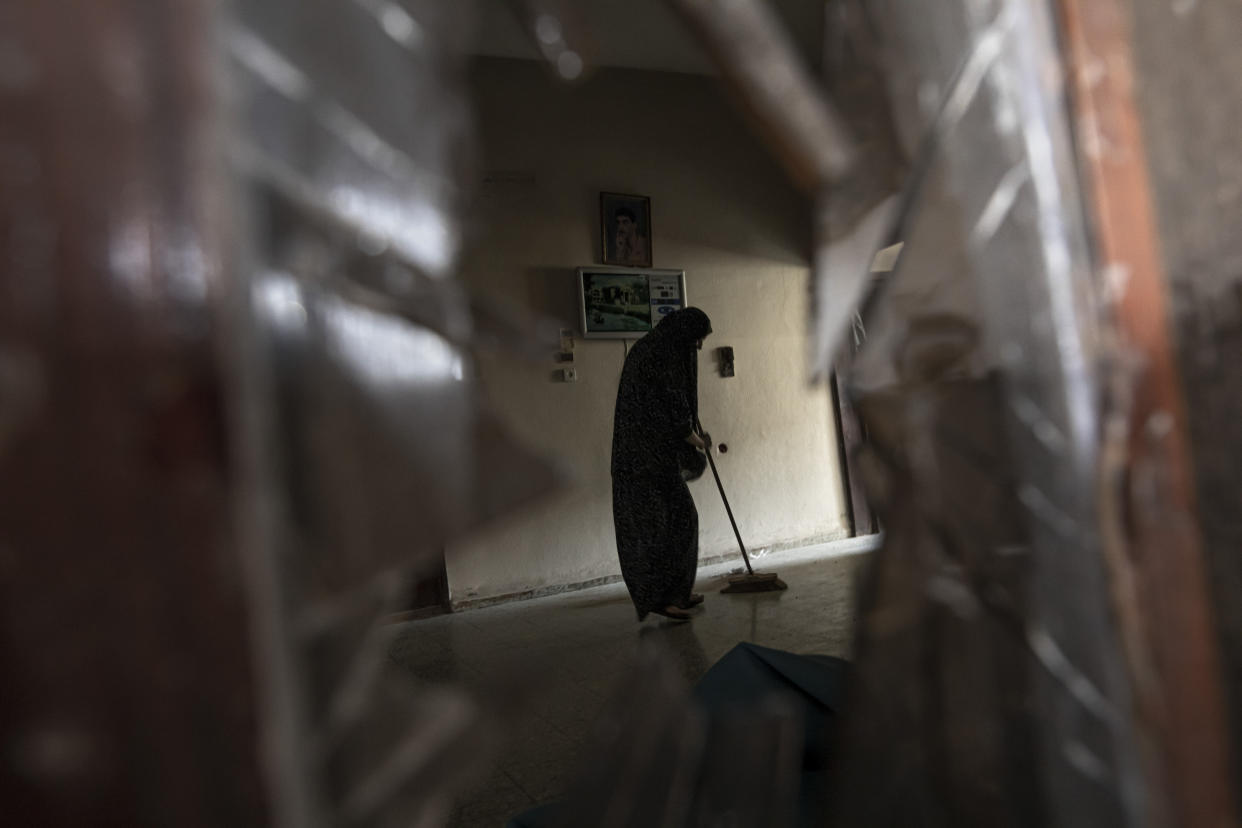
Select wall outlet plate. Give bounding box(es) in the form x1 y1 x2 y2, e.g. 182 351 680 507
562 367 578 382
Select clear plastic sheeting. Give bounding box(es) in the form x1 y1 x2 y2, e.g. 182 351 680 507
223 2 564 826
226 0 471 278
667 0 855 190
821 1 1147 825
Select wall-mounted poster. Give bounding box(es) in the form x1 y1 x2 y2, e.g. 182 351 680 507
600 192 652 267
578 267 687 339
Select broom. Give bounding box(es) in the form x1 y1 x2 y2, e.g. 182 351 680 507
697 422 788 594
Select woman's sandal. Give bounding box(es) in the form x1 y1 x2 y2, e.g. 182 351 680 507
678 593 704 609
652 604 695 621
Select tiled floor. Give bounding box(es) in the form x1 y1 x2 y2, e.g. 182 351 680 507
387 539 876 828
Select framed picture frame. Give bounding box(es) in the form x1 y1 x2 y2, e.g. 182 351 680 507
600 192 652 267
577 266 687 339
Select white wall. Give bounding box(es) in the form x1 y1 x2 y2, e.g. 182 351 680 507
446 59 849 603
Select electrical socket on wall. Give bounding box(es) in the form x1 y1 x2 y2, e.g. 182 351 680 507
562 367 577 383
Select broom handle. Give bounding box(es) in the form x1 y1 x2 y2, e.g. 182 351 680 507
697 421 754 576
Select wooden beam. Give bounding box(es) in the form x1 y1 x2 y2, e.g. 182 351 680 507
1057 0 1237 823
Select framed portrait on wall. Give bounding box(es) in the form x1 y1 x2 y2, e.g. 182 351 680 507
600 192 652 267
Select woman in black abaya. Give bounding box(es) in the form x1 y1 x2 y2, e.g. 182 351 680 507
611 307 713 621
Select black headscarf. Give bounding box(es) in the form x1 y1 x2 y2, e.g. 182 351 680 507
651 306 713 347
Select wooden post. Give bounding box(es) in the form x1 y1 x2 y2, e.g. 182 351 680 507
1057 0 1238 823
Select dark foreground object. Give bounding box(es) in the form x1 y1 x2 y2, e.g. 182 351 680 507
505 642 848 827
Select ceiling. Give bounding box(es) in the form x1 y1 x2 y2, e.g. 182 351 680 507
471 0 826 77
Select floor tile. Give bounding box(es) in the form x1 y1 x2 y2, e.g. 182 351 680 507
390 547 870 826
